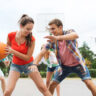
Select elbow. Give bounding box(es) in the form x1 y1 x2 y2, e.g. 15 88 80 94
70 33 79 40
74 33 79 39
24 56 31 61
76 34 79 39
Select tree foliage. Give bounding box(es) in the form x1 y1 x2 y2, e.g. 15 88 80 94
79 42 96 68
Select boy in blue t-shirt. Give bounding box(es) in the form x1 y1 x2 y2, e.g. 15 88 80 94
0 57 10 94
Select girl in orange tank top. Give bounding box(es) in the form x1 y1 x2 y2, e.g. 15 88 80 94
4 14 52 96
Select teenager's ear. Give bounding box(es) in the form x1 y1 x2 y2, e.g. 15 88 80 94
20 24 23 28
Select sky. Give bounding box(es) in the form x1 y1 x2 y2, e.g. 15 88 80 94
0 0 96 57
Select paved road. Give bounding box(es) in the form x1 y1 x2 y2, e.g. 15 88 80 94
0 78 96 96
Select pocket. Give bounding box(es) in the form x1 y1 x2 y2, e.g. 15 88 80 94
75 65 86 75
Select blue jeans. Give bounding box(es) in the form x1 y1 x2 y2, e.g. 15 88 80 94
52 64 91 83
47 66 59 72
10 62 33 75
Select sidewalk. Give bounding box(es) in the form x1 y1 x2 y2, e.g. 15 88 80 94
1 78 96 96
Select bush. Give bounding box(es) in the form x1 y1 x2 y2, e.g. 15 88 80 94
20 72 28 78
38 64 47 72
67 69 96 78
18 69 96 78
91 59 96 69
89 69 96 78
68 73 78 78
38 63 47 78
40 71 46 78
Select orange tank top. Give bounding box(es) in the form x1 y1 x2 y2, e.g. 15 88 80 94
8 32 35 65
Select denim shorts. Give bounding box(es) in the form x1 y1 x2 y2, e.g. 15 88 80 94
10 62 33 75
47 66 59 72
52 64 91 83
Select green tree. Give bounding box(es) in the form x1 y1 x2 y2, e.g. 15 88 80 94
79 42 94 62
91 58 96 69
79 42 96 68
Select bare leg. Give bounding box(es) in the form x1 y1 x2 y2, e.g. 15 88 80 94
4 71 20 96
0 76 6 93
54 70 60 96
46 72 53 88
56 84 60 96
49 81 59 95
83 79 96 96
29 70 52 96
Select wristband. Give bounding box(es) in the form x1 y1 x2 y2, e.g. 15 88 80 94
32 64 37 66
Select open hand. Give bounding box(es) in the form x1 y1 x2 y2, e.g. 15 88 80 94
44 35 57 42
28 65 38 72
5 46 13 55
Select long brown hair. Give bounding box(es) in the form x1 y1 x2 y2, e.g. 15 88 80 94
18 14 34 47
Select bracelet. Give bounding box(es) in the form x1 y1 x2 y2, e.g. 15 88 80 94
32 64 37 66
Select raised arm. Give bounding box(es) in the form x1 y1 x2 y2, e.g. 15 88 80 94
45 29 79 42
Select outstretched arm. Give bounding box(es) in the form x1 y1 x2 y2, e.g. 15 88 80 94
45 29 79 42
56 32 79 40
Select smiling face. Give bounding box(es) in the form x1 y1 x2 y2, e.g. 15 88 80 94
49 24 63 36
48 19 63 36
20 23 34 37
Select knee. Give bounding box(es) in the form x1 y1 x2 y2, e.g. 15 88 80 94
38 85 48 93
49 82 58 89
